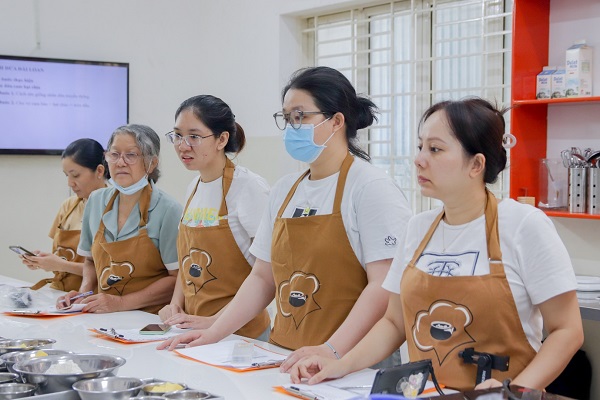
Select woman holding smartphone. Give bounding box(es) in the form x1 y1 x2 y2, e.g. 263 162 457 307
22 139 107 292
58 124 182 313
158 95 271 339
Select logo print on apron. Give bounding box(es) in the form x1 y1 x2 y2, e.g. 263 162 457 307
412 300 475 365
278 271 321 328
99 261 134 295
182 248 215 294
54 246 77 261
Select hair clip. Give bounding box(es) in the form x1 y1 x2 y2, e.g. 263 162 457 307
502 133 517 149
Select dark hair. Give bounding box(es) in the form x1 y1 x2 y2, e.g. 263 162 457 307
107 124 161 183
62 138 109 179
419 97 509 184
175 95 245 154
282 66 377 162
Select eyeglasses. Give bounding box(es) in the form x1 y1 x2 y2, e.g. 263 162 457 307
165 131 213 147
105 151 142 165
273 110 329 130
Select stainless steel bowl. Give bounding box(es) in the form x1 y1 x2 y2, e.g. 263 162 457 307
72 376 144 400
0 374 18 385
163 390 212 399
0 339 55 356
13 353 126 394
0 383 37 399
0 349 73 373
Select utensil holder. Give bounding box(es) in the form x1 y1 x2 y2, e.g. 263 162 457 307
587 168 600 215
568 167 587 213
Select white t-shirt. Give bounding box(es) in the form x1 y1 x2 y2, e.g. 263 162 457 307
250 157 413 267
182 166 270 266
382 198 577 351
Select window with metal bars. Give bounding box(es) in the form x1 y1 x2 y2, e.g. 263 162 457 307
304 0 512 213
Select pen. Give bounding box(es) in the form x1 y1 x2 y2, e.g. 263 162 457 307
62 290 93 304
251 360 283 368
287 386 325 400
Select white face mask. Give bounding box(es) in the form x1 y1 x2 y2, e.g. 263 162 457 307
108 175 149 195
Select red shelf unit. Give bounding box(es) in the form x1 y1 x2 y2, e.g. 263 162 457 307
510 0 599 220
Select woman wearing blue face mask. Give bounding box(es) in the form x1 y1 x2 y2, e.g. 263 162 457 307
158 66 413 371
57 124 183 314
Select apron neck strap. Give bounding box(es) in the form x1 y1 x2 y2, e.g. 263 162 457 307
100 185 152 233
409 188 503 270
276 152 354 218
58 197 83 229
218 158 236 219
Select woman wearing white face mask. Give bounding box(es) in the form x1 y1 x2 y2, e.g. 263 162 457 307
57 124 182 314
158 67 413 371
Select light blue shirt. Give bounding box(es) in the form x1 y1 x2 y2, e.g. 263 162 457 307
77 183 182 270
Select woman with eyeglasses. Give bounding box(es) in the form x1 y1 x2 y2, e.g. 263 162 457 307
21 139 108 292
57 124 182 313
287 98 582 392
158 66 412 370
157 95 271 340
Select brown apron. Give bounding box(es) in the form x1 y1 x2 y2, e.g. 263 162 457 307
269 153 368 350
91 185 169 314
177 158 270 338
31 199 84 292
400 190 537 390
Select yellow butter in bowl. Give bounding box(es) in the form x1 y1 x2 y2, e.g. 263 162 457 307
147 382 184 393
34 350 48 357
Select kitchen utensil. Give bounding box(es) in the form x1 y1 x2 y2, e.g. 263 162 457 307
0 339 55 356
72 376 144 400
0 383 37 399
0 349 72 373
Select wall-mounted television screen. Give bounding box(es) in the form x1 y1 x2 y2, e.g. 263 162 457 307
0 55 128 155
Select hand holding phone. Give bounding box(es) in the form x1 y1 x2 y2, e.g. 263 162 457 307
9 246 36 257
139 323 172 335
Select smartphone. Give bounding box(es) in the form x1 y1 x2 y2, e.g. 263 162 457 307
139 323 172 335
9 246 36 257
370 360 432 395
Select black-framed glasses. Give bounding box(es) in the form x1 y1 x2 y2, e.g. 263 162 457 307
165 131 213 147
104 151 142 165
273 110 329 130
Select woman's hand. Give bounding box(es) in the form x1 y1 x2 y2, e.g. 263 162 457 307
80 293 124 313
288 355 349 385
158 304 184 322
56 290 82 309
156 329 217 351
163 313 216 330
474 378 503 390
22 252 61 272
280 344 337 373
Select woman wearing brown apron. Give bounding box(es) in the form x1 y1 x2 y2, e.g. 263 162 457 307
158 95 270 340
57 124 182 314
288 98 583 392
158 67 413 365
22 139 107 292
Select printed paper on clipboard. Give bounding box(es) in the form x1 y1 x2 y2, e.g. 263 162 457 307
90 326 188 344
4 303 86 317
175 339 287 372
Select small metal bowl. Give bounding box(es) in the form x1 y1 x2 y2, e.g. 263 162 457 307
163 390 212 399
72 376 144 400
13 353 126 394
0 374 18 385
133 397 165 400
1 349 73 373
0 339 55 356
141 381 187 396
0 383 37 399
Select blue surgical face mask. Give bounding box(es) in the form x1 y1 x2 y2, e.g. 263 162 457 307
109 175 149 195
283 118 336 164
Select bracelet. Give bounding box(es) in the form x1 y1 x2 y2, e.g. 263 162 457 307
324 341 341 359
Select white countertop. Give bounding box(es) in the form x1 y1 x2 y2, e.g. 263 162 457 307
0 276 295 399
